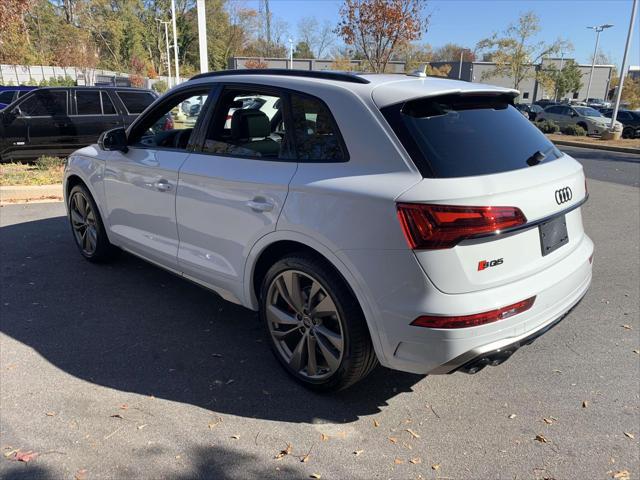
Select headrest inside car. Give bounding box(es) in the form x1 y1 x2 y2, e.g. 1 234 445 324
231 109 270 139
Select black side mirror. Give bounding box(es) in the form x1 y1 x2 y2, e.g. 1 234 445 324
98 127 128 152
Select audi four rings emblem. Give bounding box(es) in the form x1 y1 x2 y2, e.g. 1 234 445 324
555 187 572 204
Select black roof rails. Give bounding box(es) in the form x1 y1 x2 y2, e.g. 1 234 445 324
190 68 371 84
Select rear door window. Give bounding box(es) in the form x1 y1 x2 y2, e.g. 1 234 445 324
76 90 102 115
101 91 117 114
381 94 562 178
116 91 155 114
19 90 68 116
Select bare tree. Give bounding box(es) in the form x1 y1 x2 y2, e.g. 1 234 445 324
298 17 335 58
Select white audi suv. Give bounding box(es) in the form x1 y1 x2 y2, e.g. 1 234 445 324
63 69 593 391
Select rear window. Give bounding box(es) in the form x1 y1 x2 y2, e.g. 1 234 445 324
116 91 155 114
0 91 15 104
381 94 562 178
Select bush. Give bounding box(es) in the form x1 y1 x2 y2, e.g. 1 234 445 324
536 119 560 134
152 80 168 94
35 156 65 171
561 124 587 136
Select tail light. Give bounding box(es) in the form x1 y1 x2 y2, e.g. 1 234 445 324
396 203 527 250
412 297 535 329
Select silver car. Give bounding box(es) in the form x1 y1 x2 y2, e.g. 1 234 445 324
537 104 622 135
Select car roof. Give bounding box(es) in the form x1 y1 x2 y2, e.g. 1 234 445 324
187 70 519 108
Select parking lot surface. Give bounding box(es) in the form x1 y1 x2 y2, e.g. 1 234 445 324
1 152 639 479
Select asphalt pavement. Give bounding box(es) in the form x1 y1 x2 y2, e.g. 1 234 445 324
1 150 639 480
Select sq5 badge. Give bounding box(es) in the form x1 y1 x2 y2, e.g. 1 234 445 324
478 258 504 271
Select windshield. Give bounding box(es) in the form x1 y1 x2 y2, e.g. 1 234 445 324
381 94 563 178
574 107 602 117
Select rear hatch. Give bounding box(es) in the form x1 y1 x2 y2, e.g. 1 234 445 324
381 92 588 294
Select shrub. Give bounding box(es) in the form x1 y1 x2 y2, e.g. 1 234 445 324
35 156 65 171
536 119 560 134
152 80 168 93
561 124 587 136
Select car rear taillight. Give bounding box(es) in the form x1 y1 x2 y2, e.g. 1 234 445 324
411 297 536 329
396 203 527 250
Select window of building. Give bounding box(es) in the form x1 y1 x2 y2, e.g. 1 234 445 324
522 92 530 99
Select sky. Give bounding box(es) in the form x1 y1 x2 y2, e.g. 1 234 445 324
245 0 640 69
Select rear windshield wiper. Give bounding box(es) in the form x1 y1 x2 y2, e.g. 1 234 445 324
526 150 547 166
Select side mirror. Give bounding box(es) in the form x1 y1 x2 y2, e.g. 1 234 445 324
98 127 128 152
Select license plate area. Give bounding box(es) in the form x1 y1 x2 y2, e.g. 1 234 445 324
539 215 569 256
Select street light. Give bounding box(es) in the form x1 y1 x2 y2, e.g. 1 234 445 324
156 19 172 88
288 38 294 69
585 23 614 102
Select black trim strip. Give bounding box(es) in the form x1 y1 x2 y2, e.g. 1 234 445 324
469 193 589 241
190 69 370 84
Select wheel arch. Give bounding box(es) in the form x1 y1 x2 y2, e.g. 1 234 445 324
243 231 389 365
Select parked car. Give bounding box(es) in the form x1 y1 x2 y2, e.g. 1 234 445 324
533 99 558 109
599 109 640 138
63 69 593 391
585 98 611 109
536 104 623 136
0 86 157 162
0 86 36 110
514 103 543 121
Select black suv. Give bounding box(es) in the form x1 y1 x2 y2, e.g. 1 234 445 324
599 109 640 138
0 86 157 162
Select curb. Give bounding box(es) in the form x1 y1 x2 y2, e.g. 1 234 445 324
550 139 640 155
0 184 63 204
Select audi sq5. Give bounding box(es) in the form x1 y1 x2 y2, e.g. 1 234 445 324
63 69 593 391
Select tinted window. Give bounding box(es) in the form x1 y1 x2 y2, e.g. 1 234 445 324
76 90 101 115
574 107 601 117
381 94 562 178
101 92 116 114
545 106 562 114
128 89 209 151
19 91 67 116
116 91 155 114
0 91 15 103
290 93 347 161
203 88 286 159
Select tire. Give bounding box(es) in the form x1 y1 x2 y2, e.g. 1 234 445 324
622 127 634 139
260 254 378 391
68 184 117 262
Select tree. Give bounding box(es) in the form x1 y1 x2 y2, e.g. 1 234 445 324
336 0 429 73
427 63 452 77
476 11 569 90
432 43 475 62
537 59 583 101
297 17 334 58
0 0 35 63
293 41 314 59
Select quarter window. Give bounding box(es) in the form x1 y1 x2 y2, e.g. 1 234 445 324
290 93 347 161
76 90 102 115
101 92 116 114
0 91 15 104
116 91 155 114
19 91 67 116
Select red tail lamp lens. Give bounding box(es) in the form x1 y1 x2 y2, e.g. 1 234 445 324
411 297 536 329
396 203 527 250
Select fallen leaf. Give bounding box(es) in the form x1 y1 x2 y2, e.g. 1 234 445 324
373 419 380 428
310 474 321 479
431 463 441 471
582 400 589 408
508 414 517 419
612 471 630 480
110 414 124 419
353 450 364 456
552 369 562 373
45 412 56 417
394 458 404 464
409 457 422 464
388 437 398 444
208 417 223 429
275 444 293 459
633 349 639 355
230 435 240 440
4 449 19 458
137 424 147 430
622 325 632 330
320 433 329 441
405 428 420 439
535 434 549 443
119 404 129 410
14 450 38 463
543 418 554 425
75 469 88 480
226 379 235 385
623 432 635 439
175 455 181 460
300 454 310 463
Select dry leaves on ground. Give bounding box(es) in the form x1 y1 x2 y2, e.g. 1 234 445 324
230 435 240 440
388 437 398 444
405 428 420 439
409 457 422 464
373 419 380 428
275 444 293 460
75 469 88 480
13 450 38 463
394 458 404 464
508 414 517 419
535 434 549 443
320 433 329 441
353 450 364 456
623 432 635 439
582 400 589 408
45 412 56 417
310 474 321 479
612 470 630 480
432 463 441 471
208 417 223 429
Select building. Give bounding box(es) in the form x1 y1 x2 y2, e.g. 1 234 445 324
229 56 614 105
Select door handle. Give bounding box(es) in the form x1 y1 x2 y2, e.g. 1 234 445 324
246 198 274 212
155 179 172 192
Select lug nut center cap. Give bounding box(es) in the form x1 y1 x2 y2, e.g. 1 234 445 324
302 316 313 328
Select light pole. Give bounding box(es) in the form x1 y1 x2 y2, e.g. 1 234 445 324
289 38 294 69
196 0 208 73
170 0 180 85
156 19 172 88
609 0 638 130
458 48 470 79
585 23 614 102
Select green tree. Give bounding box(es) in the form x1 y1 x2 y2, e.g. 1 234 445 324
537 59 583 101
476 11 570 90
293 41 314 59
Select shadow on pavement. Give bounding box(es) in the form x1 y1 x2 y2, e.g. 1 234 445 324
0 215 423 425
